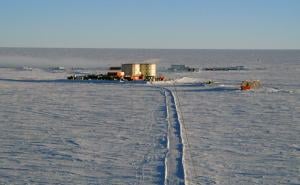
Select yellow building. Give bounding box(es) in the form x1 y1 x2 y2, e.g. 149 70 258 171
121 64 141 77
140 63 156 77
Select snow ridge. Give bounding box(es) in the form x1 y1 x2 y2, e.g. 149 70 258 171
169 89 189 185
164 90 170 185
161 87 185 185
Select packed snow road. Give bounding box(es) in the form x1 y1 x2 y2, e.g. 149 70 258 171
160 87 185 185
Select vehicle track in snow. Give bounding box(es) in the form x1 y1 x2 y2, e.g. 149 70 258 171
161 87 185 185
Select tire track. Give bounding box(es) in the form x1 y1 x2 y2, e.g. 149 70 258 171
161 87 185 185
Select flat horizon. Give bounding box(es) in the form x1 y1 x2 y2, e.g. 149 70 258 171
1 46 299 50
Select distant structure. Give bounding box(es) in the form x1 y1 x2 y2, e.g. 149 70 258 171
68 63 161 81
122 63 157 81
202 66 246 71
121 64 141 78
140 63 156 79
168 64 199 72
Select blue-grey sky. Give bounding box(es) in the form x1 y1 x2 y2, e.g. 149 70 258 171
0 0 299 49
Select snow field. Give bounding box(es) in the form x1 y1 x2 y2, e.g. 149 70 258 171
173 83 300 185
0 82 169 184
1 48 299 184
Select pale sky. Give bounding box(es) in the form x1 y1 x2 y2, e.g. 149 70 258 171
0 0 299 49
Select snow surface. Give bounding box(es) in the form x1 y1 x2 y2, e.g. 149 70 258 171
0 49 300 184
171 83 300 185
0 79 168 184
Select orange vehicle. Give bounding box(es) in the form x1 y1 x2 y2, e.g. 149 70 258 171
107 71 125 78
241 80 261 90
131 76 141 81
